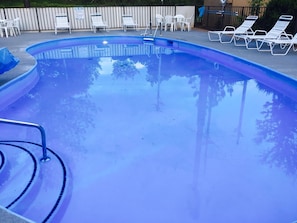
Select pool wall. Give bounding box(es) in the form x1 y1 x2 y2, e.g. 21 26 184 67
1 35 296 111
27 36 297 101
0 65 39 111
154 38 297 100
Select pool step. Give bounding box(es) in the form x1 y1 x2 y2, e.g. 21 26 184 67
0 141 69 222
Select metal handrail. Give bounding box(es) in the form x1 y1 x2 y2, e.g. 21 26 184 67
0 118 51 162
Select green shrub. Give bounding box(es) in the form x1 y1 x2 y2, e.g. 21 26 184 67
0 0 203 7
256 0 297 34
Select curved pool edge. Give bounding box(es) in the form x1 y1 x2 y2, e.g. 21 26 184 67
27 35 297 101
0 64 39 111
1 35 296 111
169 38 297 100
1 34 297 223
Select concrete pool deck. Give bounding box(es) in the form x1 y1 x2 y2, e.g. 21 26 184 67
0 28 296 86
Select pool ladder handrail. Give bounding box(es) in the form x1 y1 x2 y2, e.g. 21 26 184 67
0 118 51 162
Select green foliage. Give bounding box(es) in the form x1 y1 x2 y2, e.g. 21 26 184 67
249 0 265 15
256 0 297 34
0 0 203 7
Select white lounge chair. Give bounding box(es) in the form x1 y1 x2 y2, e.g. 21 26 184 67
55 14 71 35
261 33 297 55
91 14 108 33
122 15 137 32
208 15 258 43
233 15 293 49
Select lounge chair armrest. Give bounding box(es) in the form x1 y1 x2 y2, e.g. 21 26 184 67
223 26 235 31
254 29 267 35
279 32 293 39
245 29 254 35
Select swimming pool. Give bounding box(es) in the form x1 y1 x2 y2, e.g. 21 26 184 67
0 36 297 223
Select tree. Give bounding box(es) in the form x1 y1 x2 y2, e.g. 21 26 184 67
24 0 30 7
249 0 265 15
256 0 297 34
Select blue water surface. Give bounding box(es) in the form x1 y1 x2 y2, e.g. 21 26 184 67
0 36 297 223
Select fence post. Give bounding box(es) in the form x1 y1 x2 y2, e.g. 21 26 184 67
35 7 41 32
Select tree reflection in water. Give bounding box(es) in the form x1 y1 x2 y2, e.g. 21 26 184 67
112 58 139 80
255 82 297 175
1 39 297 222
26 57 100 149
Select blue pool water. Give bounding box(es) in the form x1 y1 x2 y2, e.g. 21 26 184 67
0 36 297 223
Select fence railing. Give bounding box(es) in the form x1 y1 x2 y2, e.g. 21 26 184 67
1 5 276 33
203 6 267 30
0 6 195 32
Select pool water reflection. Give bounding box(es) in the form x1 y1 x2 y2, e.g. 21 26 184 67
0 37 297 223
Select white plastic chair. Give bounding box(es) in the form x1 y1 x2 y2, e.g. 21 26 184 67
155 14 164 28
154 14 164 35
90 14 108 33
0 19 15 38
122 15 137 32
182 14 194 32
13 17 21 35
0 20 6 37
164 15 174 32
55 14 71 35
173 14 185 31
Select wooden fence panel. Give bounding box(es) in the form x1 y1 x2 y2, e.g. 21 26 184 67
2 8 38 31
37 8 59 31
83 7 97 31
100 7 123 29
0 9 5 20
0 6 196 32
68 7 84 30
123 6 149 28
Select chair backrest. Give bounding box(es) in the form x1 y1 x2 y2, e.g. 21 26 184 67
0 19 6 27
56 15 69 26
235 15 258 33
5 19 14 28
185 14 194 23
91 14 104 25
156 14 163 24
164 15 173 23
266 15 293 38
175 14 185 23
122 15 136 25
13 18 20 27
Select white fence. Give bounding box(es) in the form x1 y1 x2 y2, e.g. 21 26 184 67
0 6 195 32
